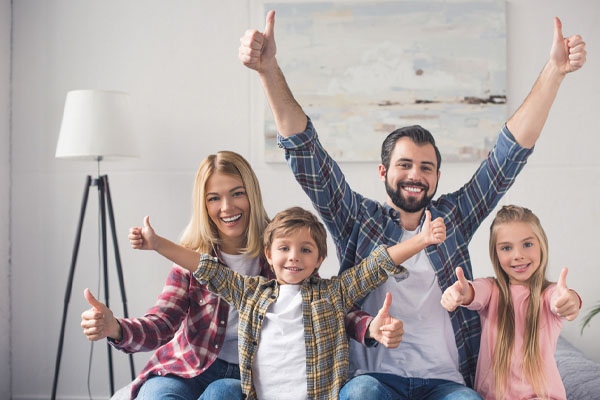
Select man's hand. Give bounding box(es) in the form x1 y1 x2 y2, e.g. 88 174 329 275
128 216 160 251
440 267 474 312
80 288 122 341
554 267 581 321
550 17 586 75
366 292 404 348
239 10 277 73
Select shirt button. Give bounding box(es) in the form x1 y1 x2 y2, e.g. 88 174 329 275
270 295 276 299
220 320 225 325
258 315 263 320
157 371 162 376
215 344 219 348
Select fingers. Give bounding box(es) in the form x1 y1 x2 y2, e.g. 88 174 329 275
377 319 404 348
431 217 446 242
440 291 460 312
567 35 587 68
129 227 143 249
555 294 580 321
84 288 104 310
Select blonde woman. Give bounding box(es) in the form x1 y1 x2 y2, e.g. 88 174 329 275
441 205 582 399
80 151 271 399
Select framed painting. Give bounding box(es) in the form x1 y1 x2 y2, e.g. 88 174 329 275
253 0 506 163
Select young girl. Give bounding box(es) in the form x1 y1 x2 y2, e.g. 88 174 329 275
441 205 582 400
81 151 271 399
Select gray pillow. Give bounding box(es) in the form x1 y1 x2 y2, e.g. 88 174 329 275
556 335 600 400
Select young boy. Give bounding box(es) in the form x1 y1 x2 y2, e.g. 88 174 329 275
130 207 446 399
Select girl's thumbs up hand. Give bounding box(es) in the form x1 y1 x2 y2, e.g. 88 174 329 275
553 267 581 321
441 267 474 312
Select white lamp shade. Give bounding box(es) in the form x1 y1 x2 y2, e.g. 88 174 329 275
55 90 138 160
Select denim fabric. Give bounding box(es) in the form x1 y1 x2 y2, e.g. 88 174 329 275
339 373 482 400
137 358 241 400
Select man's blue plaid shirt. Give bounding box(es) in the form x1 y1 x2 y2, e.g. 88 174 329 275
277 117 533 387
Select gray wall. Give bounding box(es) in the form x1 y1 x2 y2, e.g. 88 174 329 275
8 0 600 398
1 0 11 398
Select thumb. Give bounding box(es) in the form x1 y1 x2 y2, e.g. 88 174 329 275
143 215 153 230
553 16 564 43
557 267 568 290
84 288 103 310
378 292 392 318
424 209 432 225
456 266 468 285
264 10 275 40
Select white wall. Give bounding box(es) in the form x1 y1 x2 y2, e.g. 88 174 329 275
8 0 600 398
0 0 11 398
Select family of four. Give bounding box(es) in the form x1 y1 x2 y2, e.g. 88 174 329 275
80 12 587 400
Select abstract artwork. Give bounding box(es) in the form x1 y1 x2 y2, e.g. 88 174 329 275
261 1 506 162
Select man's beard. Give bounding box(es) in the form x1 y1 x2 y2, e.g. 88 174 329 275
385 177 437 213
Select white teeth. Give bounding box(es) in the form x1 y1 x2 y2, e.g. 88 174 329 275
403 186 422 193
222 214 241 223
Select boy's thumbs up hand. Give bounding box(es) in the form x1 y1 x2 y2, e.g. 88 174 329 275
553 267 581 321
440 267 474 312
421 210 446 246
80 288 122 341
366 292 404 348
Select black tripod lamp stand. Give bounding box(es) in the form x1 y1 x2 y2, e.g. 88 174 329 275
52 90 138 399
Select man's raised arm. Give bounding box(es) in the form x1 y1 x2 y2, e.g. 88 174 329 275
507 17 586 149
239 10 307 137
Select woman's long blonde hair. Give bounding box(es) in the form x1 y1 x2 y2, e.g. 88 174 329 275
179 151 269 257
489 205 551 399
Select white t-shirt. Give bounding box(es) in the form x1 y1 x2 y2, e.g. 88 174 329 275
349 228 465 384
253 284 307 400
216 251 261 365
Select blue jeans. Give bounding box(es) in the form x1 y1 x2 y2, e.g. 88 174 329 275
137 358 242 400
339 373 482 400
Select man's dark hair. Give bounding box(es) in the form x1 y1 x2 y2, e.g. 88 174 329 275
381 125 442 171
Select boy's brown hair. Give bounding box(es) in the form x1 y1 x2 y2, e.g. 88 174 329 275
263 207 328 261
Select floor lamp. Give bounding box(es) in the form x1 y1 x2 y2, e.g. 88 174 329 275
52 90 138 399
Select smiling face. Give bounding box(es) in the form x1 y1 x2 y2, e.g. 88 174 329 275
265 227 323 285
205 172 250 254
380 137 440 213
494 221 542 286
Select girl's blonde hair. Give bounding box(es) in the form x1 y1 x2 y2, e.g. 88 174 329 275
180 151 269 258
488 205 551 399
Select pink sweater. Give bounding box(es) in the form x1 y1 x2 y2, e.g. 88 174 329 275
467 278 565 400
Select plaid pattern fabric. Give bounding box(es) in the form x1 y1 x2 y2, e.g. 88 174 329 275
111 258 271 399
193 244 405 400
277 117 533 387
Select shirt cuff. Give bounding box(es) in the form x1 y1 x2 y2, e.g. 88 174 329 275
498 124 534 161
372 244 409 281
192 254 221 284
276 116 315 150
